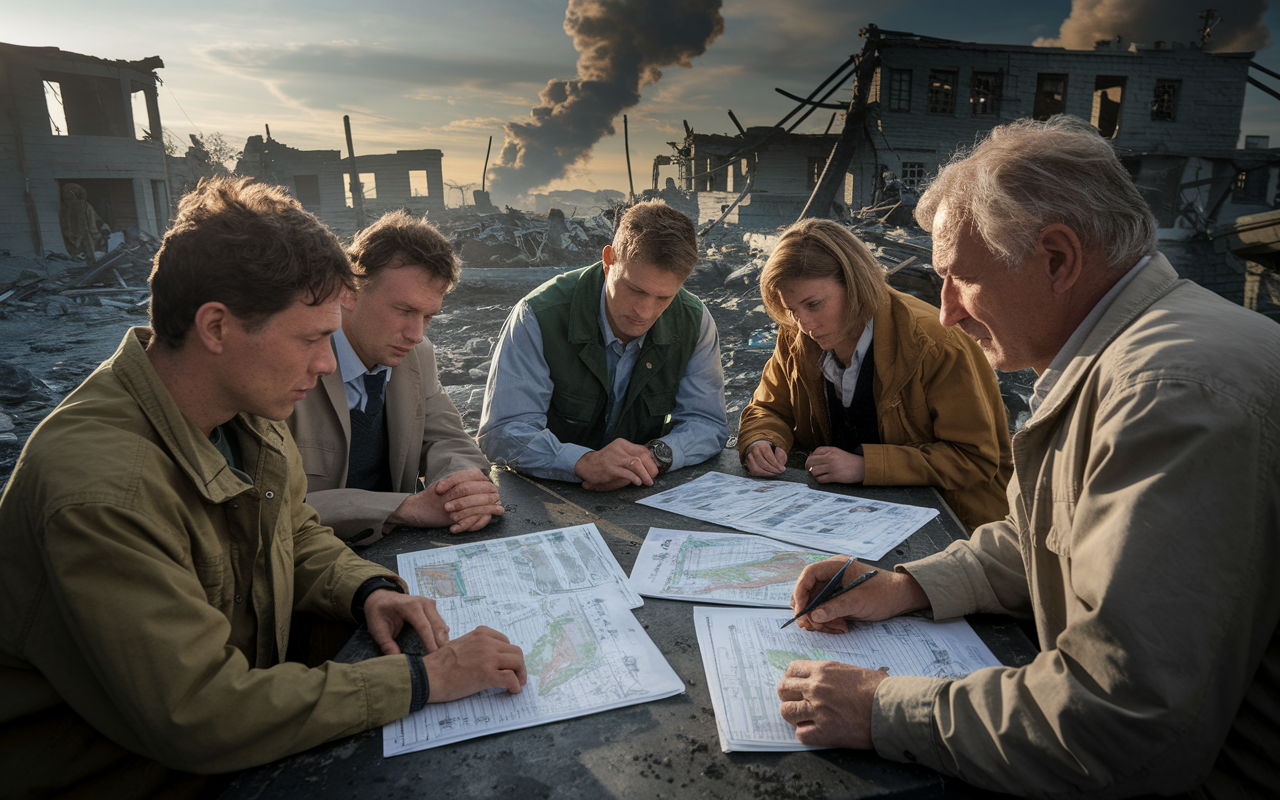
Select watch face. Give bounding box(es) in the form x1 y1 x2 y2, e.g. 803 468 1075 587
647 439 673 467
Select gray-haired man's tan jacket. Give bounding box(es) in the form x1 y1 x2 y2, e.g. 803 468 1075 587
288 337 490 544
872 255 1280 798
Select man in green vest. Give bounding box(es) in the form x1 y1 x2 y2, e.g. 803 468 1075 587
479 200 728 490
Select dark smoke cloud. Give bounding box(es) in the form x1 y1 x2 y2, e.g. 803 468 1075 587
1034 0 1269 52
488 0 725 199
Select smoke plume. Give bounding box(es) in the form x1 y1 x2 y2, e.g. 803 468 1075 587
1034 0 1269 52
488 0 724 200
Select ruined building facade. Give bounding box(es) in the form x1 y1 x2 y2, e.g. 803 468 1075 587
0 42 169 257
234 135 445 229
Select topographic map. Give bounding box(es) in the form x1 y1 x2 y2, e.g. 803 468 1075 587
693 606 1002 752
396 524 641 609
630 528 831 607
384 593 683 756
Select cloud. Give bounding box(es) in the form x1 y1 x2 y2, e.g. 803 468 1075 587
1034 0 1269 52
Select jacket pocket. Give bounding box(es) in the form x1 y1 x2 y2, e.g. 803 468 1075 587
644 391 678 435
550 390 604 440
192 553 229 609
295 442 341 478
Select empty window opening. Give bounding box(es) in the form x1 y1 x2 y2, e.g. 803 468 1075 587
900 162 926 190
131 89 150 140
1091 76 1126 138
294 175 322 210
40 71 130 136
345 173 377 207
57 178 138 252
808 156 828 190
45 80 68 136
889 69 912 112
1151 79 1180 122
410 170 430 197
927 70 957 115
1033 74 1068 120
970 72 1001 117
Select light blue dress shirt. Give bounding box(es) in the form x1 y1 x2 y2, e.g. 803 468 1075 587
478 286 729 482
332 327 391 412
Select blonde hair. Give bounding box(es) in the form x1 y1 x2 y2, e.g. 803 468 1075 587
916 115 1157 270
760 219 886 349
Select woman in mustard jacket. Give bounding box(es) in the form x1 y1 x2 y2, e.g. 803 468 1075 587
737 219 1012 530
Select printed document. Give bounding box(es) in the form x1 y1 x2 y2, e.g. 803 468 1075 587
396 523 641 609
694 606 1002 752
637 472 938 560
385 592 684 756
630 528 830 608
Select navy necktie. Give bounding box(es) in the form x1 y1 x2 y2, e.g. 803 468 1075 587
362 372 385 416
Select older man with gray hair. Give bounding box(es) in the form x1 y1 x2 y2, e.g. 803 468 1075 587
778 116 1280 798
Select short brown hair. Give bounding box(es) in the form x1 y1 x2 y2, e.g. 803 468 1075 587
148 178 353 348
760 219 887 344
348 210 461 289
612 200 698 279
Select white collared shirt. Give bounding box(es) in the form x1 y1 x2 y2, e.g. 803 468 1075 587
332 327 392 412
819 318 875 407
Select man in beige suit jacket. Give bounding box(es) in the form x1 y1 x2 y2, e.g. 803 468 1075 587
289 212 503 544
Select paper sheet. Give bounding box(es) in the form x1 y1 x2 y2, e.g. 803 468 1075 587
693 606 1003 752
637 472 939 560
396 523 641 609
629 528 831 608
385 593 684 756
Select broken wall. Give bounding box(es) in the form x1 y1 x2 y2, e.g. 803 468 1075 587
0 43 168 256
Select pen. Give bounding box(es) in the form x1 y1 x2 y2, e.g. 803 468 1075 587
780 563 878 629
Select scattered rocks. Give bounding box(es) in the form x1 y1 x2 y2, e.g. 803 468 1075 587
0 361 44 405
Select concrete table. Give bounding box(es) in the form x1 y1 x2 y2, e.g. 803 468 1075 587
223 450 1033 799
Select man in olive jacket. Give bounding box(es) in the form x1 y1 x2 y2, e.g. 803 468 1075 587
780 117 1280 798
0 179 525 798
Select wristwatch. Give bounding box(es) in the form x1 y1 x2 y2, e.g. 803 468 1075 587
645 439 673 475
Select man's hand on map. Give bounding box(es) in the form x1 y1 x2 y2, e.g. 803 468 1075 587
790 557 930 633
576 438 659 491
745 440 788 476
388 469 504 533
804 447 865 484
366 589 451 654
776 660 885 749
423 626 529 703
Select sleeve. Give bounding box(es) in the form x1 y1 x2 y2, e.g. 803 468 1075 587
298 489 407 545
871 376 1280 797
39 501 411 775
659 305 729 472
415 339 491 485
477 300 590 482
861 330 1007 492
736 338 800 461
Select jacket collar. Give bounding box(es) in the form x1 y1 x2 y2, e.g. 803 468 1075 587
1024 253 1181 431
111 327 270 504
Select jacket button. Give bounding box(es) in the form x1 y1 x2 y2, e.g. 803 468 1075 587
264 491 274 499
646 362 652 369
234 594 243 603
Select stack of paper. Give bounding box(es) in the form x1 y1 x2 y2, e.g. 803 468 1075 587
692 606 1002 752
384 524 683 756
637 472 939 560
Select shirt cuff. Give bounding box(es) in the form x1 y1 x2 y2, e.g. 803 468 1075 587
871 675 956 775
407 653 430 711
351 576 404 625
551 443 593 482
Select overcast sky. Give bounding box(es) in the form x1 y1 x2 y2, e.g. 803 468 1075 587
6 0 1279 204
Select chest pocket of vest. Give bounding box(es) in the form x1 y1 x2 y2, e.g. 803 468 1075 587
551 390 605 440
643 390 678 435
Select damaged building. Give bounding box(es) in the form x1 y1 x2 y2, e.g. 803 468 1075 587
234 134 445 229
667 27 1279 235
0 42 170 258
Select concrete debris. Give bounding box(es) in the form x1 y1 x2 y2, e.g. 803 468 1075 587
440 207 615 268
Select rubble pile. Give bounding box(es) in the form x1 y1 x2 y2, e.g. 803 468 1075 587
436 207 616 268
0 233 159 319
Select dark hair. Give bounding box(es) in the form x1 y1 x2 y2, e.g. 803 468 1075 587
148 177 353 348
348 210 461 288
612 200 698 279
